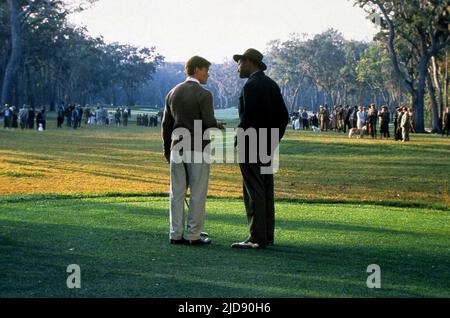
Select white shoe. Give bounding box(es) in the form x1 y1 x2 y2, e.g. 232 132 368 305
231 241 264 249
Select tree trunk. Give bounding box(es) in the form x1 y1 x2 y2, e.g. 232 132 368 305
380 90 389 107
224 94 229 108
25 63 35 107
291 86 301 112
380 5 423 130
13 72 19 107
1 0 21 105
158 88 164 106
427 73 440 133
335 90 341 105
445 50 448 109
325 90 334 107
49 64 61 112
126 91 135 107
431 56 444 130
113 87 118 106
414 55 429 133
343 86 348 106
314 85 319 112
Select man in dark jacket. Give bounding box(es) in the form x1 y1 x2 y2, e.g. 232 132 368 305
351 105 358 128
36 108 46 130
57 104 65 128
3 105 11 129
232 49 289 249
442 107 450 137
27 107 35 129
344 105 352 132
379 106 390 139
394 107 403 141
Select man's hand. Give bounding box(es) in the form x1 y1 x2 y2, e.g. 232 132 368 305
164 151 171 164
217 122 226 130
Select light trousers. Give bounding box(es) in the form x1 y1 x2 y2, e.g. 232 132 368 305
169 151 210 241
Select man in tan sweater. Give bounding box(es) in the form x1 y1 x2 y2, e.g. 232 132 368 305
162 56 224 246
401 106 410 143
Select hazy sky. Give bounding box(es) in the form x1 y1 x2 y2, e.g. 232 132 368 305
68 0 378 63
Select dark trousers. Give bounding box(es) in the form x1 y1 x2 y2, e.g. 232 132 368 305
368 122 377 138
72 118 79 129
239 163 275 247
57 116 64 128
302 119 309 130
442 123 450 137
344 120 350 133
381 124 390 138
394 123 401 140
4 116 11 128
443 124 450 136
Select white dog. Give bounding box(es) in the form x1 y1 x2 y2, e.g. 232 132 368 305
348 126 367 139
311 126 321 133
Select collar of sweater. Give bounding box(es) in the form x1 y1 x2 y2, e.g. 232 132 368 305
185 76 200 84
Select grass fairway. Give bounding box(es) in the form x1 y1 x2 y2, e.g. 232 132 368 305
0 116 449 297
0 122 449 208
1 196 449 298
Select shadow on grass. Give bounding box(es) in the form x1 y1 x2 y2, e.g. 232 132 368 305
95 202 445 240
1 193 448 211
1 213 449 298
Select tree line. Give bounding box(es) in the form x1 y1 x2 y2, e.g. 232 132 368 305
1 0 449 132
0 0 163 111
353 0 449 132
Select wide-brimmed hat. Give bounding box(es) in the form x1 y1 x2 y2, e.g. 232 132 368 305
233 48 267 71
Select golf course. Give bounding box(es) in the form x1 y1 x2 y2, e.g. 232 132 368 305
0 113 449 298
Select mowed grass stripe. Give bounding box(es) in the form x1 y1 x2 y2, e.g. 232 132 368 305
0 196 449 297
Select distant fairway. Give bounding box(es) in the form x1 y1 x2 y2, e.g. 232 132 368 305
0 113 449 297
0 112 448 208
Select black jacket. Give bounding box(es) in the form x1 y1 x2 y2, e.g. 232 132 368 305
237 71 289 162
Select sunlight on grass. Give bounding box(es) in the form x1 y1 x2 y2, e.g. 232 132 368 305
0 127 449 207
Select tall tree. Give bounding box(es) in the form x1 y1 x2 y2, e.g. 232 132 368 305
267 35 310 112
1 0 100 106
208 59 244 109
1 0 21 105
356 42 401 108
301 29 346 106
354 0 450 132
0 0 163 108
340 40 370 106
114 44 164 106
